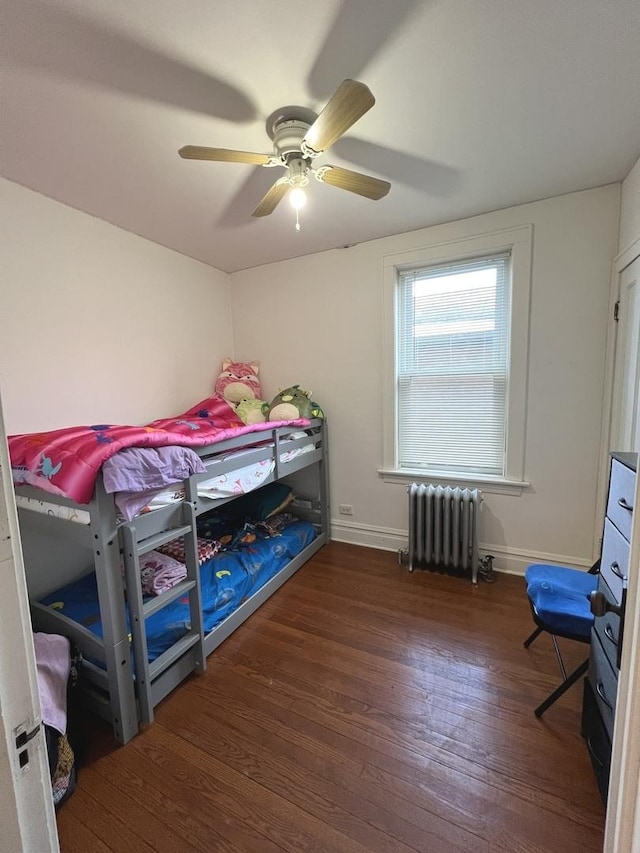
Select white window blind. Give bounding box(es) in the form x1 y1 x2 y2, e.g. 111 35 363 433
396 252 511 476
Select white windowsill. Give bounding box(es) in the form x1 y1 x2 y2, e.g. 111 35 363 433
378 468 530 496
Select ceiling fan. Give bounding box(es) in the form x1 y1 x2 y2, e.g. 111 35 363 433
178 79 391 218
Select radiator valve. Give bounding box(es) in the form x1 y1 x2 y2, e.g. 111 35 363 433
478 554 496 583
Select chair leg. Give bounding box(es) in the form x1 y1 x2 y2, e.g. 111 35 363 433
534 657 589 718
551 634 567 680
523 626 543 648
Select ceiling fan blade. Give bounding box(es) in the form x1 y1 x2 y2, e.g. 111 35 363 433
316 166 390 200
179 146 271 165
303 79 375 155
252 179 290 217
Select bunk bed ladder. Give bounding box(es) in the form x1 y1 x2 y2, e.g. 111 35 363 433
120 501 206 724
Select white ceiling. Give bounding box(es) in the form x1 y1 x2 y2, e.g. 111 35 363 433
3 0 640 274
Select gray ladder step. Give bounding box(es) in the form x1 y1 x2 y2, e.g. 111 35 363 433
136 524 192 557
142 579 196 619
148 632 201 681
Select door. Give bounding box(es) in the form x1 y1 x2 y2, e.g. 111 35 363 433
610 255 640 452
0 389 59 853
604 248 640 849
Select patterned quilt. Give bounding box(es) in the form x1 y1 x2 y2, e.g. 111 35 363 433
9 395 309 504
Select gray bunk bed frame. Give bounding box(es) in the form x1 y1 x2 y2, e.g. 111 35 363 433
16 419 329 744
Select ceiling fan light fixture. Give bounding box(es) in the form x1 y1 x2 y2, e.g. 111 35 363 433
289 187 307 210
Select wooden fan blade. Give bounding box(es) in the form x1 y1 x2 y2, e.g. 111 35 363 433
317 166 390 200
303 79 375 155
252 179 290 217
179 146 271 165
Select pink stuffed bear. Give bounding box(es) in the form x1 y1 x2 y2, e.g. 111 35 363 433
215 359 262 409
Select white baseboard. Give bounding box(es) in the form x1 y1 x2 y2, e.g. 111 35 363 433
330 519 407 553
330 518 593 576
479 544 593 576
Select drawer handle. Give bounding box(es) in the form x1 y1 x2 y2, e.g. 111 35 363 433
617 497 634 513
596 681 613 711
604 623 618 646
610 561 626 581
586 735 604 769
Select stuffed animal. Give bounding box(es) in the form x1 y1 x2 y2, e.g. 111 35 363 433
264 385 324 421
215 359 262 408
310 400 325 419
235 398 267 425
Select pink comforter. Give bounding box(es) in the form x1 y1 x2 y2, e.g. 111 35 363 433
9 395 309 505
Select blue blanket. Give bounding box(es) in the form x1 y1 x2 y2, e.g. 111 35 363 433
39 520 316 663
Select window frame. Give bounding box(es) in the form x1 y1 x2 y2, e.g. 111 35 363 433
380 225 533 495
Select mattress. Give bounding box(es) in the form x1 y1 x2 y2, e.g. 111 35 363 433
14 496 91 524
38 519 316 663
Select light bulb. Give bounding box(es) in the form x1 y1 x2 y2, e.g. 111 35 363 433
289 187 307 210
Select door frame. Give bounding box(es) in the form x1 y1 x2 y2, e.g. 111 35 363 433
595 236 640 553
609 245 640 454
0 389 59 853
598 236 640 851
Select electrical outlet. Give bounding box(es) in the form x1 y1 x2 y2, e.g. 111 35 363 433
338 504 354 516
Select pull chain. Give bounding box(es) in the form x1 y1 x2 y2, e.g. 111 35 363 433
295 207 301 232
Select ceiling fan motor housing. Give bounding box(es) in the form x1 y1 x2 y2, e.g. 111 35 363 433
272 119 311 160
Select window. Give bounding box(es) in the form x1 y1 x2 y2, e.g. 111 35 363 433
397 253 511 476
382 226 532 492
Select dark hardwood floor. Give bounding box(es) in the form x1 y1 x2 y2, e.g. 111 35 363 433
56 542 605 852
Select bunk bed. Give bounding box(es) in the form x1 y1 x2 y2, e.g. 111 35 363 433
10 401 329 744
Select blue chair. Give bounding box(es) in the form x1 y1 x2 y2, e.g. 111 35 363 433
523 561 599 717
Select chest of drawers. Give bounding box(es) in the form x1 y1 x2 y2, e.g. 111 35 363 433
582 452 637 803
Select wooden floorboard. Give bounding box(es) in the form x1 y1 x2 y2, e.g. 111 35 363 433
56 542 605 852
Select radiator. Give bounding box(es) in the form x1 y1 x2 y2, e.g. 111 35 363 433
407 483 482 583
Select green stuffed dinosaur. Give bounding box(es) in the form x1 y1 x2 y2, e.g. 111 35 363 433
235 397 267 425
264 385 324 421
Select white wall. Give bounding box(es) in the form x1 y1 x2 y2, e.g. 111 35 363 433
0 178 623 576
0 180 233 434
231 185 620 573
619 154 640 252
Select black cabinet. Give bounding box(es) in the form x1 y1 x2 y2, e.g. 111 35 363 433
582 451 636 804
